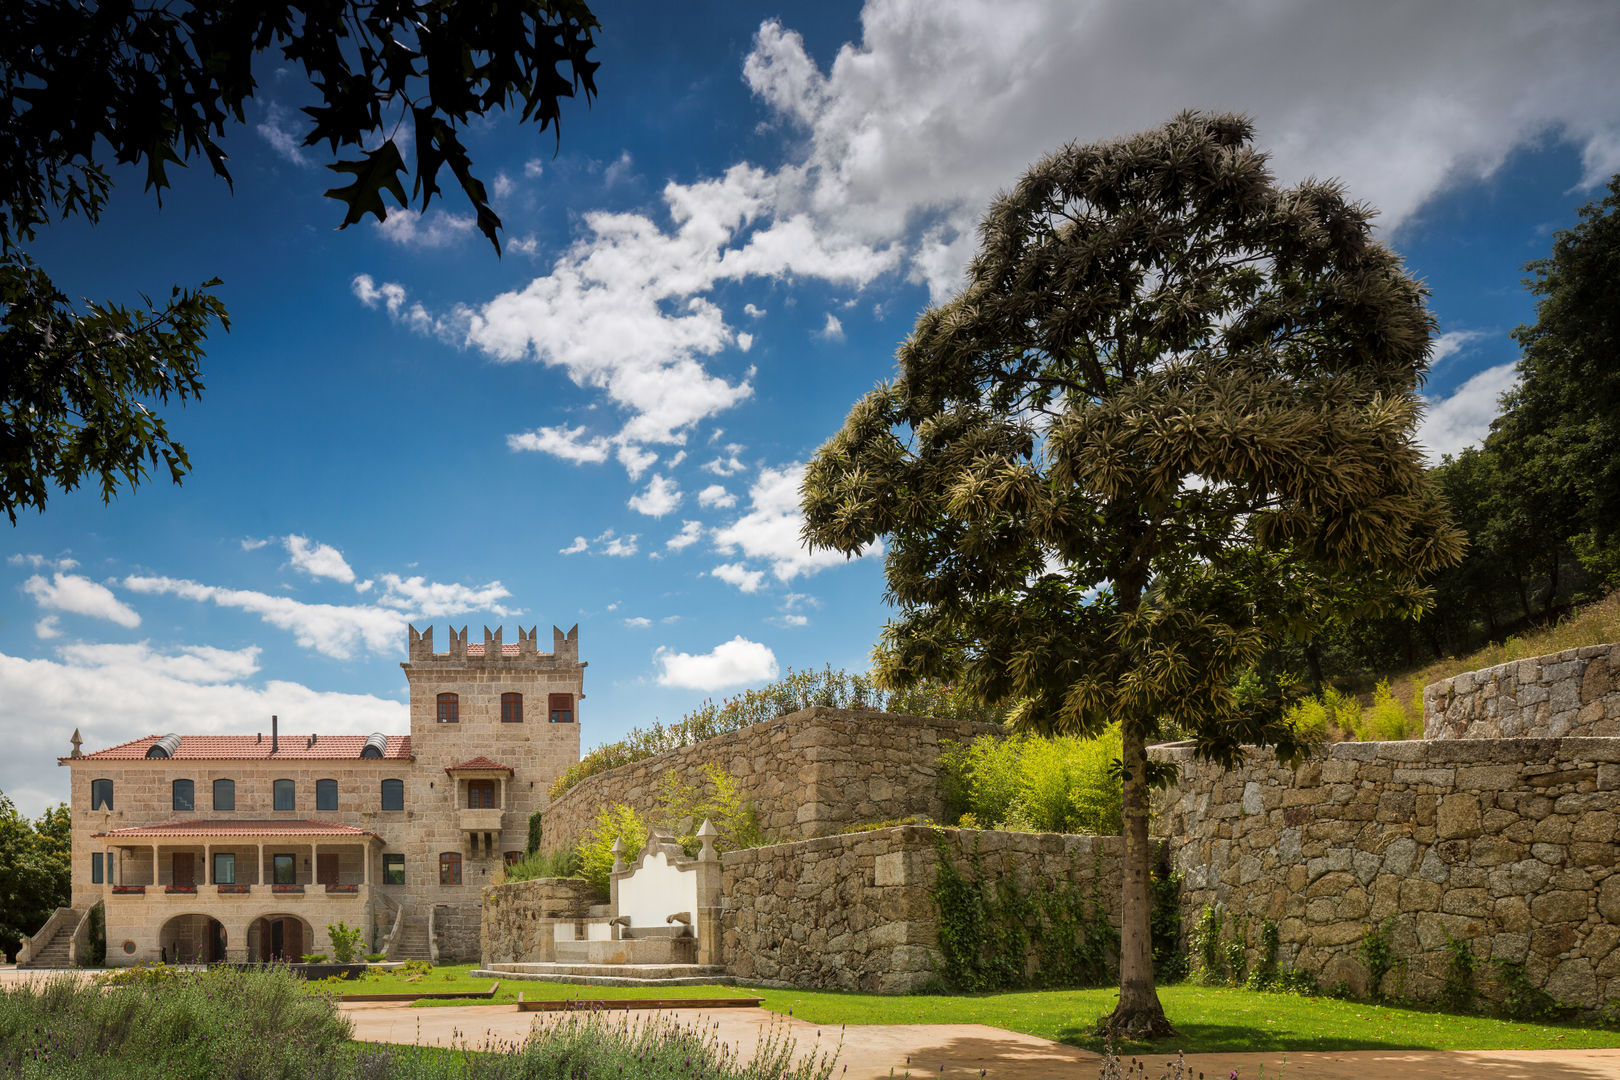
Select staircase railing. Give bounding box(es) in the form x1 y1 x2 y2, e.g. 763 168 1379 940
16 907 75 966
375 891 404 958
68 902 101 967
427 905 440 963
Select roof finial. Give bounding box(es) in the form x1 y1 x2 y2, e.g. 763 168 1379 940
69 729 83 758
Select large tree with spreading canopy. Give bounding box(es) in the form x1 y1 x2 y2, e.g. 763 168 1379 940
801 111 1464 1036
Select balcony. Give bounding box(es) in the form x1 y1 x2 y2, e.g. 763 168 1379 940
456 808 505 834
108 883 371 904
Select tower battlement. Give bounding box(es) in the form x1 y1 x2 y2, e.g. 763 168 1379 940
405 624 581 667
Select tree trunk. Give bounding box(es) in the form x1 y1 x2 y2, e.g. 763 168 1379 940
1303 640 1325 697
1100 725 1175 1039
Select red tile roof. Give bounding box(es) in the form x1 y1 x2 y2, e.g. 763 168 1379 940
445 756 514 774
93 819 379 840
68 734 413 762
464 642 521 656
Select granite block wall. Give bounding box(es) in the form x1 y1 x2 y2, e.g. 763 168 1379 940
480 878 600 964
1424 643 1619 740
540 708 1004 856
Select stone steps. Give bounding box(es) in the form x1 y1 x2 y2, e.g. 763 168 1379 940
388 915 432 961
17 920 74 969
476 962 732 987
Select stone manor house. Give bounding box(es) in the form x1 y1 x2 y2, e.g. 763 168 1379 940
40 624 582 966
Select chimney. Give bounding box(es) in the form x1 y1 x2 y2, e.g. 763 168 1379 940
272 714 278 755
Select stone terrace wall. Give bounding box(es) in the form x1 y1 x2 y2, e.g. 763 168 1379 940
721 826 1120 993
541 708 1004 856
1152 739 1620 1008
1424 643 1620 740
480 878 599 964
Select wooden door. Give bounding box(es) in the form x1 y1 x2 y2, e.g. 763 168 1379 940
172 852 195 888
316 853 339 886
284 919 303 960
467 780 496 808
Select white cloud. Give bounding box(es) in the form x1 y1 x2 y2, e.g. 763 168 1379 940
596 530 640 557
35 616 61 639
507 424 613 464
350 275 464 340
603 150 635 186
509 234 541 257
494 172 515 199
283 535 356 584
617 443 659 480
655 635 779 690
666 521 704 551
560 536 589 555
8 553 78 571
624 616 652 629
524 159 546 178
712 463 880 582
240 538 270 552
373 210 476 248
703 444 747 477
1417 362 1518 463
710 562 766 593
0 643 406 818
772 613 809 627
818 313 845 341
743 303 765 318
1431 329 1490 368
256 103 310 166
628 474 682 517
698 484 737 509
737 332 754 352
374 574 515 617
24 573 141 628
668 451 688 468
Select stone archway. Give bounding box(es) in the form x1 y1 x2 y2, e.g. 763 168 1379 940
247 914 312 962
158 914 226 964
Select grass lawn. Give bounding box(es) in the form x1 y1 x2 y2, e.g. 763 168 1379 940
325 966 1620 1055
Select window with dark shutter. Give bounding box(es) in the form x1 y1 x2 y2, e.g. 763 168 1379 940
548 693 574 723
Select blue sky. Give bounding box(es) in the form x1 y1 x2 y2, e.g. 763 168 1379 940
5 1 1620 817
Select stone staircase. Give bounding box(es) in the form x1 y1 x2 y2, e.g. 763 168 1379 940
476 962 731 986
16 910 78 969
388 915 432 961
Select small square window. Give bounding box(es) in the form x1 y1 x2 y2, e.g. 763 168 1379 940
383 853 405 886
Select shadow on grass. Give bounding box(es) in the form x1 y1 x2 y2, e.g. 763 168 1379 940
1055 1018 1437 1055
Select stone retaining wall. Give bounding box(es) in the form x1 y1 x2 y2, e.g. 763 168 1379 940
480 878 599 964
1424 643 1620 740
1152 738 1620 1007
720 826 1120 993
541 708 1003 856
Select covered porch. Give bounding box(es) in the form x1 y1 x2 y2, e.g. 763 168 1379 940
94 819 383 892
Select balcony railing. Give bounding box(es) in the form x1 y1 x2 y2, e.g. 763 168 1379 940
107 883 370 901
457 807 505 833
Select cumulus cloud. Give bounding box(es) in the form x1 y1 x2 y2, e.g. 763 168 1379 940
1431 329 1490 368
373 210 476 248
703 445 747 477
743 303 766 318
350 274 464 339
24 573 142 628
711 463 880 582
597 530 640 557
9 553 79 571
507 424 613 464
818 313 845 341
0 643 406 817
560 536 589 555
374 574 515 617
35 616 61 639
524 159 546 178
628 474 682 517
710 562 766 593
624 616 652 629
494 172 516 199
655 635 779 690
698 484 737 509
617 444 659 480
1417 362 1519 463
284 535 356 584
256 103 310 166
666 521 704 551
240 538 271 552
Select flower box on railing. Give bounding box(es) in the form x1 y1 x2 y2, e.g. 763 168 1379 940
324 883 359 894
216 884 250 894
271 884 304 894
164 884 197 894
111 885 145 895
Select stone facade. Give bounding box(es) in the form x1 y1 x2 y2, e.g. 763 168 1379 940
540 707 1003 855
1152 737 1620 1006
1424 643 1620 740
481 878 602 964
56 623 583 966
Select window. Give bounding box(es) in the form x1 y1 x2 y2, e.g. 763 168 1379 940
380 778 404 811
316 778 338 812
501 692 523 723
549 693 574 724
213 852 235 885
383 854 405 886
90 779 113 810
92 852 104 884
213 778 235 811
172 779 194 812
438 852 461 885
504 850 522 867
466 779 496 809
437 692 459 723
273 779 295 811
273 854 296 885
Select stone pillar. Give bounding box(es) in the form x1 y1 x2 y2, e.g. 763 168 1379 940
695 820 723 967
151 844 159 886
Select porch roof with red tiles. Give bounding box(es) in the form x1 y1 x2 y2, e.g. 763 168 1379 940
444 755 514 774
93 819 380 840
63 734 412 762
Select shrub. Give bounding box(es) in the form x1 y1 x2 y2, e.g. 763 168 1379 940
1352 680 1424 741
326 922 364 964
1493 958 1564 1020
499 847 582 884
1192 904 1225 985
525 807 544 854
578 803 647 892
938 729 1122 835
1441 932 1477 1012
363 952 386 963
301 953 329 964
1360 917 1400 1000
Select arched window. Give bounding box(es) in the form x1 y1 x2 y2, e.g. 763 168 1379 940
90 779 113 810
549 693 574 724
316 779 338 812
213 778 235 811
438 851 461 885
437 693 459 723
273 779 295 811
172 779 194 811
380 779 404 811
501 692 523 723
